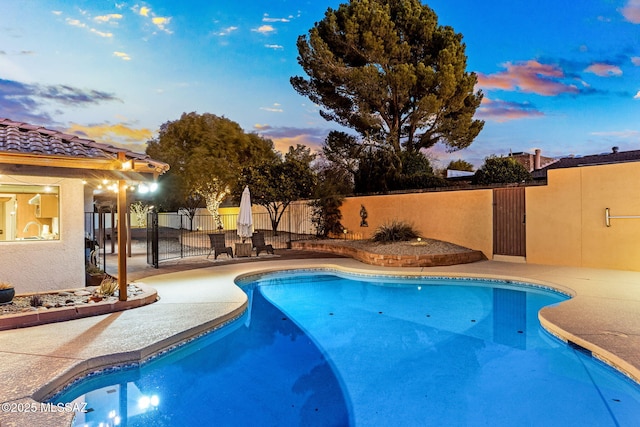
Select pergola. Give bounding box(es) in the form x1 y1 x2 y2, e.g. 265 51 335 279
0 118 169 300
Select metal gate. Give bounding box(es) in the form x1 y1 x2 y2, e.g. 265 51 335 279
147 211 159 268
493 187 526 257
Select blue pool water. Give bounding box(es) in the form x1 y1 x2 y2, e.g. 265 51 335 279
53 271 640 426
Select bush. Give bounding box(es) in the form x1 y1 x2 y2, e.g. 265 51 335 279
391 173 449 191
0 281 14 290
371 221 420 243
309 195 344 238
98 276 118 297
30 295 43 307
474 156 531 185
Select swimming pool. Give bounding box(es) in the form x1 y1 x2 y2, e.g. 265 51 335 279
52 270 640 426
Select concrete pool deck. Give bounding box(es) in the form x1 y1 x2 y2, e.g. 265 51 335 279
1 253 639 426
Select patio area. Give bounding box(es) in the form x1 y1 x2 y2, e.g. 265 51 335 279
1 252 639 426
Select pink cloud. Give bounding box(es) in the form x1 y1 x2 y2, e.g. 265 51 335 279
477 60 579 96
621 0 640 23
585 63 623 77
476 97 544 122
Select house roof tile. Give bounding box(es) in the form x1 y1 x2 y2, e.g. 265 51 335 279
0 117 168 174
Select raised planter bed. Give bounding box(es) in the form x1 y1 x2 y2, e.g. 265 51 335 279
292 240 486 267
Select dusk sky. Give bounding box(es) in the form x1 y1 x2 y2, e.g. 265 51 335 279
1 0 640 168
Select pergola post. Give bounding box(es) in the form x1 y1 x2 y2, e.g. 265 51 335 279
117 153 128 301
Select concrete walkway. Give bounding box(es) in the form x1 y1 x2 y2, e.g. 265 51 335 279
1 253 639 426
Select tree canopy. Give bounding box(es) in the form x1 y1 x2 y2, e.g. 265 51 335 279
291 0 484 155
446 159 474 172
235 145 316 234
146 112 276 225
474 156 532 185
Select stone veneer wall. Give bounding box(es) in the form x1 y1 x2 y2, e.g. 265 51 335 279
292 241 486 268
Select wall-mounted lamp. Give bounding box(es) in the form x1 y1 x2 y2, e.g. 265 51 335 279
121 159 134 171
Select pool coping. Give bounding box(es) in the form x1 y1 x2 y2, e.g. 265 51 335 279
1 258 640 426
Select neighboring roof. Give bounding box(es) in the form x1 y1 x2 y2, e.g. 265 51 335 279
509 151 556 172
532 148 640 179
0 117 168 176
446 169 475 179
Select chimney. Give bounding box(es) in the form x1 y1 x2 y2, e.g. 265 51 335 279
534 149 541 170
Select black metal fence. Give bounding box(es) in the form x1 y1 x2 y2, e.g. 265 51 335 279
85 201 316 270
146 202 316 267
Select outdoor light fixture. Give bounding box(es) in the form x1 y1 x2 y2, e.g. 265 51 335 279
121 159 133 171
137 182 158 194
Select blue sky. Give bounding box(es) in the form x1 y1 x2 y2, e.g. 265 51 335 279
1 0 639 168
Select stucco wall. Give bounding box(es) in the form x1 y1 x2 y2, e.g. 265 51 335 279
340 190 494 258
0 176 85 293
340 161 640 272
527 163 640 271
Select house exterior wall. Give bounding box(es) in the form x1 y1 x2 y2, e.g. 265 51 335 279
340 190 494 258
0 175 85 293
527 163 640 271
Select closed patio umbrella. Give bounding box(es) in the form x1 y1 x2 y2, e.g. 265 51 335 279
237 186 253 243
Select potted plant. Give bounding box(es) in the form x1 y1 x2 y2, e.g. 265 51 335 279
0 281 15 304
85 263 106 287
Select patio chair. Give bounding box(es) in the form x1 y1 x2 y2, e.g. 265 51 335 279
251 232 274 256
207 233 233 259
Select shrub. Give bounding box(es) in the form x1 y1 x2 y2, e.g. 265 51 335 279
0 281 14 290
309 195 344 238
371 221 420 243
474 156 532 185
98 276 118 297
86 263 104 275
30 295 43 307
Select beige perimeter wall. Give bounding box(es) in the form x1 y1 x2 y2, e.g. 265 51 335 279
340 189 494 259
340 161 640 272
0 176 85 293
527 163 640 271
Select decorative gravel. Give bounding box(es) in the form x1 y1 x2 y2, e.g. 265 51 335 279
0 284 144 316
319 238 474 256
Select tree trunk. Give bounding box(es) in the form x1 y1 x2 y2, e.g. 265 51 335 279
205 194 225 230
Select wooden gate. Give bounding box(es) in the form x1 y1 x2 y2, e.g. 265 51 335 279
493 187 526 257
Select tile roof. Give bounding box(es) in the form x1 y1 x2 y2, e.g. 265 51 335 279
532 148 640 179
0 117 168 173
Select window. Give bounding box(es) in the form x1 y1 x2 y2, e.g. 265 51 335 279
0 184 60 241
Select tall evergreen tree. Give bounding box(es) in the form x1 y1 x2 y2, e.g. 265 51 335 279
291 0 484 156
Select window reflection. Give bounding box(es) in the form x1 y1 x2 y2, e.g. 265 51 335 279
0 184 59 241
